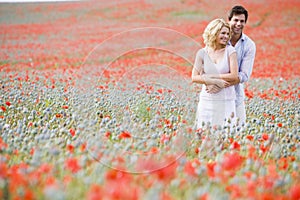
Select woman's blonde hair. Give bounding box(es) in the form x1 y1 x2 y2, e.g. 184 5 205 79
202 18 231 49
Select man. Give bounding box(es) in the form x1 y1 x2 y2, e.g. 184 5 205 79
227 5 256 126
206 5 256 126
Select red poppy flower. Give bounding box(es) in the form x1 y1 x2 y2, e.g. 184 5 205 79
246 135 254 141
0 138 8 150
105 131 111 138
87 184 103 200
65 158 81 173
155 161 178 182
184 159 200 177
67 144 75 153
150 147 159 154
221 152 243 171
206 162 216 178
80 143 87 152
231 141 241 150
119 131 131 139
0 106 6 112
30 148 34 156
262 133 269 141
157 88 163 94
289 184 300 200
260 144 269 153
271 115 275 120
62 105 68 109
194 147 200 154
69 128 75 137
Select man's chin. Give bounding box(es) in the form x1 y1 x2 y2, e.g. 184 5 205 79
234 29 243 34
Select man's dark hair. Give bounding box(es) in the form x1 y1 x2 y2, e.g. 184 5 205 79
228 5 248 23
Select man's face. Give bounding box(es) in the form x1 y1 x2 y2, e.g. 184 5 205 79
229 14 246 35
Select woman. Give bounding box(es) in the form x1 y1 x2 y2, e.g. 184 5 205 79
192 18 239 129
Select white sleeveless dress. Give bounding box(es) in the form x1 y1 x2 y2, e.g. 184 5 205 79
196 45 236 129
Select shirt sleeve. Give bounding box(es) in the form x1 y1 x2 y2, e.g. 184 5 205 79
238 40 256 83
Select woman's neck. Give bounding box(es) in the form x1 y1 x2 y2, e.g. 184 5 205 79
211 44 226 51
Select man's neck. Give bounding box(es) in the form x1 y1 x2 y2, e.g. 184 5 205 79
231 33 242 47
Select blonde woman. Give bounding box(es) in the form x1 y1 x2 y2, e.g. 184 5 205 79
192 18 239 129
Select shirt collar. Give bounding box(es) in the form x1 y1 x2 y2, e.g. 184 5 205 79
229 33 245 46
240 33 246 42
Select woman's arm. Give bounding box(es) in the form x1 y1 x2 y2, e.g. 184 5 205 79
206 52 239 83
191 50 228 87
191 49 205 84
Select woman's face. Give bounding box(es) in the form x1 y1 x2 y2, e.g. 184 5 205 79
216 26 230 46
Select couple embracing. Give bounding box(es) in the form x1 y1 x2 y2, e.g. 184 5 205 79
192 6 256 129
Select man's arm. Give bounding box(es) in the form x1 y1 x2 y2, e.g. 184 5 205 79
238 41 256 84
220 40 256 87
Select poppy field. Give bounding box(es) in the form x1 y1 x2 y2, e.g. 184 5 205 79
0 0 300 199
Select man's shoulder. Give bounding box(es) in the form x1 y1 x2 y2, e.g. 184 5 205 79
243 33 256 47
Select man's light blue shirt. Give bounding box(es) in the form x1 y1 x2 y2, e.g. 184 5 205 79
229 33 256 106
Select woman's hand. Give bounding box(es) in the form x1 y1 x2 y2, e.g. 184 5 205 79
206 84 222 93
212 79 229 88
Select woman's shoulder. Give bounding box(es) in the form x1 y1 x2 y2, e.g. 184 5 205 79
197 48 206 53
226 44 235 51
196 48 206 58
226 44 236 55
